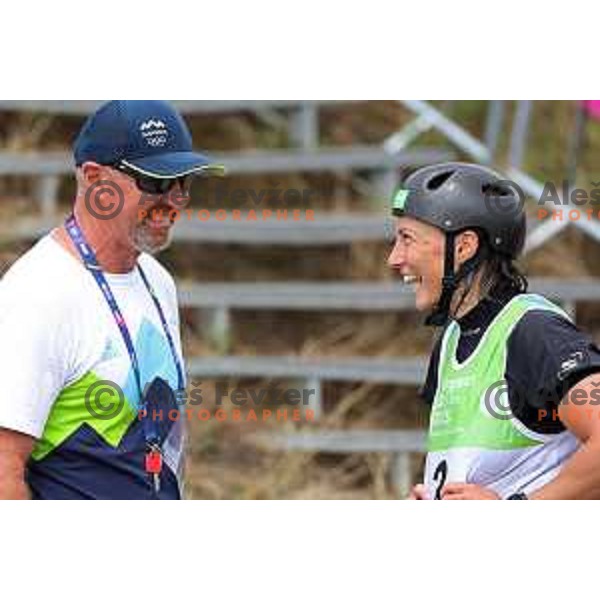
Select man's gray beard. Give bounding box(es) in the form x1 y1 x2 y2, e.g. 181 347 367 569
132 221 173 255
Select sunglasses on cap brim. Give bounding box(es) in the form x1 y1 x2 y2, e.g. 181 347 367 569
113 163 192 196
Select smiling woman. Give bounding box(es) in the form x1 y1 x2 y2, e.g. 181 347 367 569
389 162 527 326
389 162 600 500
388 217 445 313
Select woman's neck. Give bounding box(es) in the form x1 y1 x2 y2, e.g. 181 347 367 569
451 271 487 320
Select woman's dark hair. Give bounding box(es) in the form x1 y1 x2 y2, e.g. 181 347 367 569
482 253 529 296
475 229 528 297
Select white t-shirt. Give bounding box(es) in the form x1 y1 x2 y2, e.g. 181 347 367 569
0 234 186 499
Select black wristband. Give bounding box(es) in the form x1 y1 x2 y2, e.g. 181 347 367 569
506 492 528 500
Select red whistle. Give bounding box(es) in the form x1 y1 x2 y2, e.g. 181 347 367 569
145 449 163 475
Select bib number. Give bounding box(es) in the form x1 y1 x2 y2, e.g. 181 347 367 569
433 460 448 500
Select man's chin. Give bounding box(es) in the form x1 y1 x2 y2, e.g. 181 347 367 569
132 223 173 255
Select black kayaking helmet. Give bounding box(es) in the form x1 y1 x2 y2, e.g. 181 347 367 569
391 162 527 326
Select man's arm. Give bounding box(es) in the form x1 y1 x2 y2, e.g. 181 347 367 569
530 373 600 499
0 428 35 499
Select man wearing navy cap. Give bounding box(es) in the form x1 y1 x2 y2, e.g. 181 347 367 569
0 101 223 499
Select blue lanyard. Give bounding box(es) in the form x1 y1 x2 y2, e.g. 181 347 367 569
65 214 185 402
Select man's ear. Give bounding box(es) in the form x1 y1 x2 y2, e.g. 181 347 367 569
80 162 103 185
455 230 480 266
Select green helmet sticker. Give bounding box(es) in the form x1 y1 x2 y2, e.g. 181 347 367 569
393 189 409 212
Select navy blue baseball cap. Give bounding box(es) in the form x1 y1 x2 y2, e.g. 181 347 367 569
73 100 225 179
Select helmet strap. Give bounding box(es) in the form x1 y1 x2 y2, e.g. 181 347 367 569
426 232 457 327
425 232 486 327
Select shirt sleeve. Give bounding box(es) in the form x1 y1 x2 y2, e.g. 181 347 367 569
506 310 600 434
0 287 71 439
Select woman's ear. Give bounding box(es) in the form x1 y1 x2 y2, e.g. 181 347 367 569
455 230 480 266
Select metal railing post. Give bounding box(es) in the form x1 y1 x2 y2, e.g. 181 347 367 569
508 100 533 169
484 101 506 161
200 307 231 355
391 452 412 498
290 102 319 149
